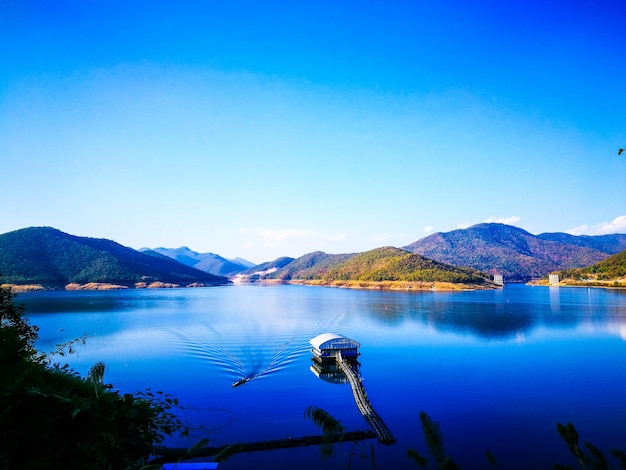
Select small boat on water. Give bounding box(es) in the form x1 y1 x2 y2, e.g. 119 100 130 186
232 377 251 387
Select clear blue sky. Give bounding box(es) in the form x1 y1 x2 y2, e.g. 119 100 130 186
1 1 625 263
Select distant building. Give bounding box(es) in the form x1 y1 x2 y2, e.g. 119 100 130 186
493 274 504 286
549 274 560 285
310 333 360 360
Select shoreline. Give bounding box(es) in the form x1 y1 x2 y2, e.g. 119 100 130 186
1 281 229 293
271 279 497 291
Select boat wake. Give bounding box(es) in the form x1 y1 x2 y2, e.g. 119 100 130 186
169 310 349 387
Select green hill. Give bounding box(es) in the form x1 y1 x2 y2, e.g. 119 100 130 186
248 247 493 288
321 247 491 284
553 249 626 286
0 227 228 288
267 251 357 280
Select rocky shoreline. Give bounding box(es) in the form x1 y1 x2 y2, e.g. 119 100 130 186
2 281 225 292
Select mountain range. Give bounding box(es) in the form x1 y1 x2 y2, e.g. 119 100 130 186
263 246 492 286
1 224 625 289
147 224 625 282
0 227 228 288
403 223 626 281
141 246 251 277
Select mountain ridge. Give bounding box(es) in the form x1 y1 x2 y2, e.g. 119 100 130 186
143 246 250 277
403 223 615 281
0 227 228 288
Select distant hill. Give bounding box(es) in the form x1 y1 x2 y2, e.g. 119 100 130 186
146 247 249 277
230 257 255 268
240 257 296 278
266 251 357 280
321 246 491 284
403 223 610 281
0 227 228 287
537 232 626 254
252 247 492 288
552 249 626 287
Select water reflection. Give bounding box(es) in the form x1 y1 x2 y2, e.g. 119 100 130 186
355 285 626 339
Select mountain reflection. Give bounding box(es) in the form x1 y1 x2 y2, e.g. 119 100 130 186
358 286 626 339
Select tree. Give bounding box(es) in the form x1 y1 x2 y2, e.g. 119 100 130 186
0 285 183 469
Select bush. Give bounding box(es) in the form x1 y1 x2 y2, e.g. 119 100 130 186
0 286 182 469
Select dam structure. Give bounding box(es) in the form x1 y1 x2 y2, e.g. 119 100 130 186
310 333 395 445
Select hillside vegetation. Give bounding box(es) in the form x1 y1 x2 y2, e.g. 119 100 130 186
266 251 357 280
0 227 227 288
404 223 611 281
322 247 491 284
251 247 493 289
551 250 626 287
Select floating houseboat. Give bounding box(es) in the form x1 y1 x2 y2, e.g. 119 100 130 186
310 333 360 361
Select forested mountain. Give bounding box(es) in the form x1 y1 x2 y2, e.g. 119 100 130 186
537 232 626 254
321 247 491 284
0 227 228 287
403 223 611 281
145 246 249 277
265 251 357 280
554 249 626 285
253 247 492 287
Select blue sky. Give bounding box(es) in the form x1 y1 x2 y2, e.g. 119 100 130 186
1 1 625 263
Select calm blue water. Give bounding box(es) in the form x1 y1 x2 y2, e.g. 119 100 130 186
19 284 626 469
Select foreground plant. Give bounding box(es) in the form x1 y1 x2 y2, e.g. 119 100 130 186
0 285 183 469
555 421 626 470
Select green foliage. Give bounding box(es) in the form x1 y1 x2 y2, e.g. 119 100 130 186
0 285 41 364
0 285 183 469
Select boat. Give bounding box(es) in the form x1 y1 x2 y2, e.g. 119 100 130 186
232 377 251 387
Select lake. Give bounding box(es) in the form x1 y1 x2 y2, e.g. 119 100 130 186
19 283 626 469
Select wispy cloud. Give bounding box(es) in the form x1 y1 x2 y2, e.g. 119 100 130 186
423 226 434 233
241 227 346 248
567 215 626 236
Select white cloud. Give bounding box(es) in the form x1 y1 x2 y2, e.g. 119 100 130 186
423 226 434 233
245 228 346 248
456 222 472 230
567 215 626 236
484 215 521 225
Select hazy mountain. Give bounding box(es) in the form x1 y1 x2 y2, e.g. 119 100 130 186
229 257 255 268
537 232 626 254
403 223 610 281
266 251 357 280
240 257 296 277
146 247 249 277
0 227 228 287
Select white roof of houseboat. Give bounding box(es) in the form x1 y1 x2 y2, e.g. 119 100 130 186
310 333 360 350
